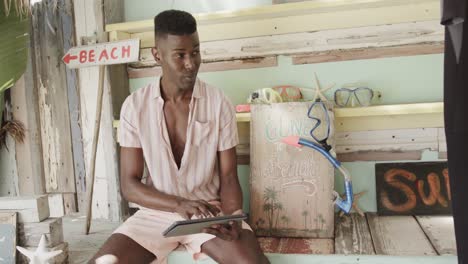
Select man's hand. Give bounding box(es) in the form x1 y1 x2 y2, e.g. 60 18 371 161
202 220 241 241
174 199 220 219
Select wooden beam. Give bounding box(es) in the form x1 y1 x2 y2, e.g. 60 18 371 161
134 21 443 65
416 216 457 255
31 2 76 195
18 218 64 247
128 57 278 78
0 195 49 223
0 96 19 197
73 0 123 221
293 42 443 64
367 213 437 255
58 0 87 213
335 213 375 254
11 51 46 196
48 194 65 218
106 0 440 48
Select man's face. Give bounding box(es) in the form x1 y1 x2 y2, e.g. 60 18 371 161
152 32 201 90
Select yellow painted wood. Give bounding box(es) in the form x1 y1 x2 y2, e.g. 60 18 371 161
106 0 439 48
113 102 444 134
235 102 443 131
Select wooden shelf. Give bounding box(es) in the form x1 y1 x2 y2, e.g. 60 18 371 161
113 102 443 132
235 102 443 131
106 0 440 48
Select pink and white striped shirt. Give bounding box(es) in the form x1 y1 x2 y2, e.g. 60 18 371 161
118 77 239 202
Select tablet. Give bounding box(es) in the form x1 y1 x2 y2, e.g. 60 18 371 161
162 213 248 237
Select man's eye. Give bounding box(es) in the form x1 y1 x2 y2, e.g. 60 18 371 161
177 53 185 58
192 50 199 55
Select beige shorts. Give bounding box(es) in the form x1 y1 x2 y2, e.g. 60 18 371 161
114 208 250 264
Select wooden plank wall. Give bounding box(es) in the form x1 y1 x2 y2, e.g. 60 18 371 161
59 0 87 213
367 213 437 255
73 0 122 221
11 45 45 196
416 216 457 255
0 95 19 196
30 2 76 205
335 214 375 254
129 20 443 77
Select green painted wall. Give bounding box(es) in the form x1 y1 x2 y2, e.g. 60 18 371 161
123 0 444 215
130 54 444 213
130 54 443 106
124 0 272 21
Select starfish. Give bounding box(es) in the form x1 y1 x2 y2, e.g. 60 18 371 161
339 190 367 217
16 234 63 264
311 72 335 102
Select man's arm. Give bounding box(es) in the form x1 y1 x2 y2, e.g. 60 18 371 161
120 147 219 218
202 147 243 241
218 147 243 215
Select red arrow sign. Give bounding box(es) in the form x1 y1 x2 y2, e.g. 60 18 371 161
62 39 139 68
62 53 78 64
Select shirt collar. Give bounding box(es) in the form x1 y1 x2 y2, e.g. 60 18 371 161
152 77 205 99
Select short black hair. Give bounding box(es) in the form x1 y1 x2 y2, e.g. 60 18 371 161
154 10 197 41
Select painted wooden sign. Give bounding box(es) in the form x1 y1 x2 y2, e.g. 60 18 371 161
62 39 140 68
249 102 335 238
376 162 451 215
0 212 17 263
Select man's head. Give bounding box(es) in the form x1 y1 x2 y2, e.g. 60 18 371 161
152 10 201 91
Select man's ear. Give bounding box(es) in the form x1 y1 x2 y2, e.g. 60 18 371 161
151 47 161 64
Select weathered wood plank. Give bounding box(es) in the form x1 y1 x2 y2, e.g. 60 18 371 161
292 42 443 65
0 97 19 197
59 0 87 214
338 151 422 162
278 238 334 254
0 195 49 223
0 134 19 196
336 128 439 154
0 212 17 263
257 237 334 254
335 213 375 255
18 218 63 247
367 213 437 255
416 216 457 255
11 50 46 196
126 1 441 48
63 193 78 215
48 194 65 218
250 103 334 238
128 57 278 78
32 1 76 194
73 0 122 221
135 20 442 64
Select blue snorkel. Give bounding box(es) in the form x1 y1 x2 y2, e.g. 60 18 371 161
282 99 354 214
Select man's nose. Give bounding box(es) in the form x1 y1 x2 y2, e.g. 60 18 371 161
184 57 195 70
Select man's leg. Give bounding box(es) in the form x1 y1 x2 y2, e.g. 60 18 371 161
88 233 156 264
201 229 269 264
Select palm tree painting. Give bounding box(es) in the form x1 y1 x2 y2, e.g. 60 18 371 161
273 202 283 229
301 210 309 229
280 215 290 228
262 187 284 231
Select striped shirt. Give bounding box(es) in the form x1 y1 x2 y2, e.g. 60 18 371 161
118 77 239 202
